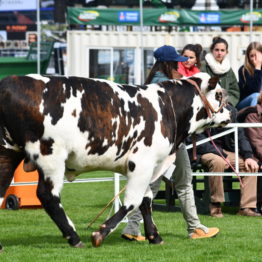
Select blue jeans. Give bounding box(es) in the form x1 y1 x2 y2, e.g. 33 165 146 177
237 92 260 110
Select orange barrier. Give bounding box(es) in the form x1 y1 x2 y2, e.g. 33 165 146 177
1 161 41 210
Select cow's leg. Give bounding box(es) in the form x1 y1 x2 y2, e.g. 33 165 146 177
0 148 24 207
139 189 163 244
36 165 83 248
0 148 24 252
91 162 156 247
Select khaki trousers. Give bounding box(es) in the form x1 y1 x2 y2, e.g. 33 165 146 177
201 151 257 209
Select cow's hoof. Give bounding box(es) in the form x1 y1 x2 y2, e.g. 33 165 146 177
148 235 164 244
91 232 103 247
73 241 85 248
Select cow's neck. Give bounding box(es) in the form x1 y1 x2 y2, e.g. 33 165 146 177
168 84 195 147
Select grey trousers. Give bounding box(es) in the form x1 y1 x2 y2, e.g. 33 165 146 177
122 144 204 236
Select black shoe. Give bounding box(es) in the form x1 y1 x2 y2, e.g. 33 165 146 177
254 208 262 214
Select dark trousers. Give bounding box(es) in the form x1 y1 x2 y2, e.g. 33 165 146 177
257 176 262 211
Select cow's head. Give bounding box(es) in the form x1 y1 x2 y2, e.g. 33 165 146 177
187 72 231 134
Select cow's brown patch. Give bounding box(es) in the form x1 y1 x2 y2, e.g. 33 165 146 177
157 90 176 143
72 109 76 117
40 138 54 155
136 94 158 146
133 147 138 154
196 107 208 121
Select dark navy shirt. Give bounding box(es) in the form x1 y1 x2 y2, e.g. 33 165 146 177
238 65 262 101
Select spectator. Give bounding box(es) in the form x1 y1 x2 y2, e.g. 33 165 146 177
237 42 262 110
238 91 262 213
178 44 202 77
121 45 219 242
201 36 239 107
27 33 37 44
194 105 260 217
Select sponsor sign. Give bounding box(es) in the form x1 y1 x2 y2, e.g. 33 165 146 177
199 13 220 24
118 11 139 23
159 11 179 23
78 10 99 22
240 12 262 23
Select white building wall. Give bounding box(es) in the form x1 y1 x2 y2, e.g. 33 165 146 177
67 30 262 81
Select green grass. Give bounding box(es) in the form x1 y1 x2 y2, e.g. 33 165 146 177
1 173 262 262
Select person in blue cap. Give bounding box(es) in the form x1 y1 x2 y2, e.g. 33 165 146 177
121 45 219 242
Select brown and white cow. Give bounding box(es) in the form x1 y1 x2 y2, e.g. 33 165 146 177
0 73 230 249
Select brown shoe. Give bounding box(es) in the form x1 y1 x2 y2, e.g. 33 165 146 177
121 234 146 242
237 208 262 217
209 204 224 218
190 227 219 239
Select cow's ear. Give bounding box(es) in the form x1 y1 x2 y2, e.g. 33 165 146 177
208 76 219 90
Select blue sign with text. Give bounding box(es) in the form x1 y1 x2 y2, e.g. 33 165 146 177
118 11 139 23
199 13 221 24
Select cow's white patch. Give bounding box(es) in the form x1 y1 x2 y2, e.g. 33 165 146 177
26 140 66 197
188 94 207 134
192 72 210 92
50 172 65 197
27 74 50 84
59 203 76 230
66 215 76 231
2 127 20 151
102 138 109 147
0 197 3 206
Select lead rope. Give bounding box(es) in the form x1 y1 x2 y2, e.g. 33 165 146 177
87 186 126 229
206 129 244 188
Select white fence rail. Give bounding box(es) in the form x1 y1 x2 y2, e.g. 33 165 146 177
188 123 262 176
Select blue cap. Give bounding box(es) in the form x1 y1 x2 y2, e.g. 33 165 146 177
154 45 188 62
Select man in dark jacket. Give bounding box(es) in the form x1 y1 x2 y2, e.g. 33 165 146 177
238 92 262 213
193 106 259 217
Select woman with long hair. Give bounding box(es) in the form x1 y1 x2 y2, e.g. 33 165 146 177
201 36 239 107
237 42 262 110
